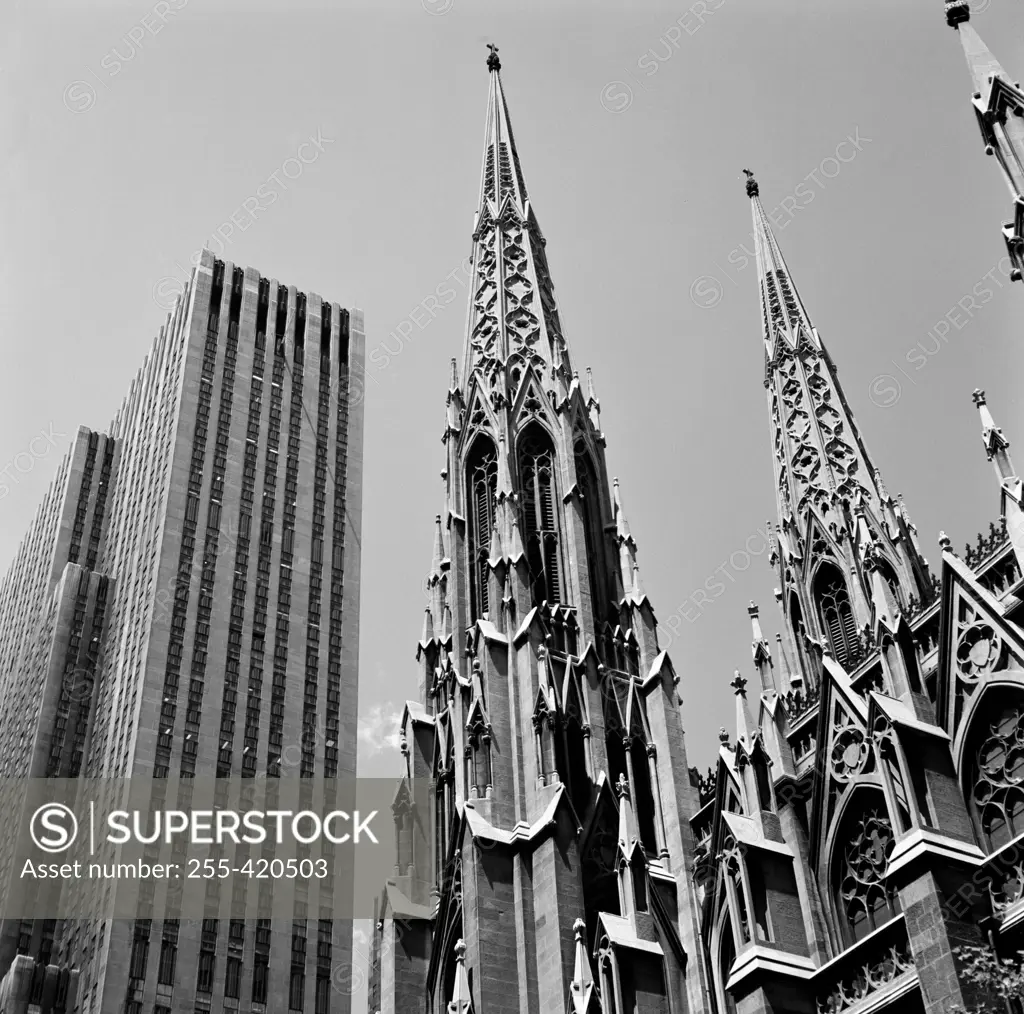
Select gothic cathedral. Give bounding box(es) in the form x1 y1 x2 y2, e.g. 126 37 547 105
367 5 1024 1012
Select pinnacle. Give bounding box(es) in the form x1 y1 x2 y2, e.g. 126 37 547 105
612 478 634 544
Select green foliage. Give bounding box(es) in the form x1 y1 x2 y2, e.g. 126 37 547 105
949 945 1024 1013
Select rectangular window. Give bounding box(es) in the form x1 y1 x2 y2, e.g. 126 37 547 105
252 954 269 1004
157 940 176 985
196 950 215 993
289 968 305 1010
225 956 242 998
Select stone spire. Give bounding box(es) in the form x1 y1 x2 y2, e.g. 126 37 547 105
973 389 1024 572
975 388 1016 483
946 2 1024 281
749 601 776 694
731 671 757 752
612 478 640 601
745 172 933 671
747 170 883 531
568 918 597 1013
459 44 572 399
447 939 473 1013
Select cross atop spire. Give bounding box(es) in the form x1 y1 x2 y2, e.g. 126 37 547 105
747 170 819 362
458 49 572 403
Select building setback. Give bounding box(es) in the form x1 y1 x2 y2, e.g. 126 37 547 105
0 251 365 1014
368 13 1024 1014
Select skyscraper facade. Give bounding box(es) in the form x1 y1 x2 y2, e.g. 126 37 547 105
368 10 1024 1014
0 251 365 1014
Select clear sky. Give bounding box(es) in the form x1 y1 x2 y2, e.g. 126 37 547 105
3 0 1024 998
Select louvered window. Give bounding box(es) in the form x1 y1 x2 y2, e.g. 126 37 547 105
519 428 561 607
816 569 859 667
466 440 498 621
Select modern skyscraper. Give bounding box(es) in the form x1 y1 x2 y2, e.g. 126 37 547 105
368 31 1024 1014
0 251 365 1014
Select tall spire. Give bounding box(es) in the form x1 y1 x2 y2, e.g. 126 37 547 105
946 2 1024 281
459 46 572 401
746 172 933 672
747 171 882 530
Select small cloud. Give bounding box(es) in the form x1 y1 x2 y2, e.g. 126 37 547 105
358 702 403 759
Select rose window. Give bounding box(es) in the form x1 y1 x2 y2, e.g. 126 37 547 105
971 704 1024 851
956 622 1002 680
831 726 870 782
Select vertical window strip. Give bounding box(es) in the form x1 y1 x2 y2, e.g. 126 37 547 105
267 292 306 774
180 268 242 777
84 441 115 570
68 434 98 564
325 310 349 778
243 285 288 777
216 279 269 778
154 262 224 780
302 307 332 778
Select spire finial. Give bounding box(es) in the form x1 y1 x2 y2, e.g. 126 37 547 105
486 42 501 72
730 671 748 698
743 169 759 198
945 1 970 28
973 388 987 407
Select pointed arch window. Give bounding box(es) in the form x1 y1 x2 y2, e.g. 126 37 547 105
560 676 591 810
575 443 610 626
597 941 623 1014
814 566 860 668
754 754 774 814
833 804 900 945
518 426 562 607
466 438 498 621
628 737 658 856
964 690 1024 853
602 681 629 802
465 713 492 799
718 917 738 1014
720 840 762 957
533 692 558 786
